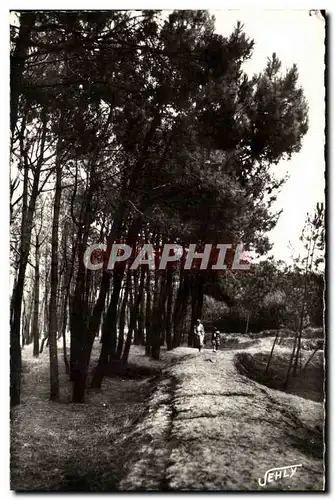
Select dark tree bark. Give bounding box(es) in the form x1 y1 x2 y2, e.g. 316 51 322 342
10 114 47 407
70 152 98 400
292 237 315 377
151 272 168 360
82 110 161 365
116 268 132 359
145 269 152 356
264 330 280 376
48 129 64 401
43 247 50 338
188 273 204 347
32 234 40 357
71 107 162 401
172 270 190 348
22 293 33 347
165 269 174 350
59 222 75 375
21 297 26 349
91 214 144 388
80 201 128 378
70 222 91 401
133 267 145 345
61 295 70 374
122 269 145 364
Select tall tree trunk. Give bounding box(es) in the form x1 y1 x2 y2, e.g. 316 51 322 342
70 228 90 400
172 270 190 348
284 330 299 390
188 273 204 347
151 272 168 360
32 234 40 357
122 270 144 364
60 223 73 375
48 132 63 401
43 248 49 338
23 289 33 346
145 270 152 356
91 269 123 388
116 268 132 359
81 110 162 375
133 267 145 345
80 201 128 375
62 295 70 375
139 291 146 345
73 111 162 398
10 114 47 407
264 330 280 376
70 154 97 401
292 237 315 376
165 269 173 350
189 285 198 347
91 216 143 388
245 311 250 335
21 296 26 348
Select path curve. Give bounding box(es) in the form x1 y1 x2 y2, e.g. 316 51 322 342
120 346 324 491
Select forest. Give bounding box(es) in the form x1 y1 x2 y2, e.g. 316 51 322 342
10 10 324 417
10 9 326 492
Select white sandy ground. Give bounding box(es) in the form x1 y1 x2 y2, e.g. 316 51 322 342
120 345 324 491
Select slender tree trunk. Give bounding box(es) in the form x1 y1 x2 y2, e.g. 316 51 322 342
134 267 145 345
48 133 63 401
292 238 314 376
91 216 143 388
122 269 145 363
91 270 123 388
70 154 97 401
139 290 146 345
43 249 49 338
165 269 173 350
151 272 168 360
23 289 33 346
172 270 190 348
62 296 70 375
284 329 299 389
189 273 202 347
245 311 250 335
82 114 162 372
116 268 132 359
70 228 90 400
10 114 47 406
145 270 152 356
21 296 26 349
32 234 40 357
301 345 320 373
189 288 197 347
80 201 128 374
78 115 162 396
60 224 73 375
264 330 280 376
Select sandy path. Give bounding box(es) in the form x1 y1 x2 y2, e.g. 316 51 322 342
121 347 324 491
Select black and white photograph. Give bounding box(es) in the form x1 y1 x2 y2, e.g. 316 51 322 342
9 8 326 492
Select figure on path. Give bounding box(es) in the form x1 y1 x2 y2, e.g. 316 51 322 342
194 319 205 352
211 329 221 352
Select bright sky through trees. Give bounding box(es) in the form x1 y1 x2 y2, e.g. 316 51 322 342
213 10 325 263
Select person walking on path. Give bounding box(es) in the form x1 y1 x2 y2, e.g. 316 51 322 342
211 330 221 352
194 319 205 352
